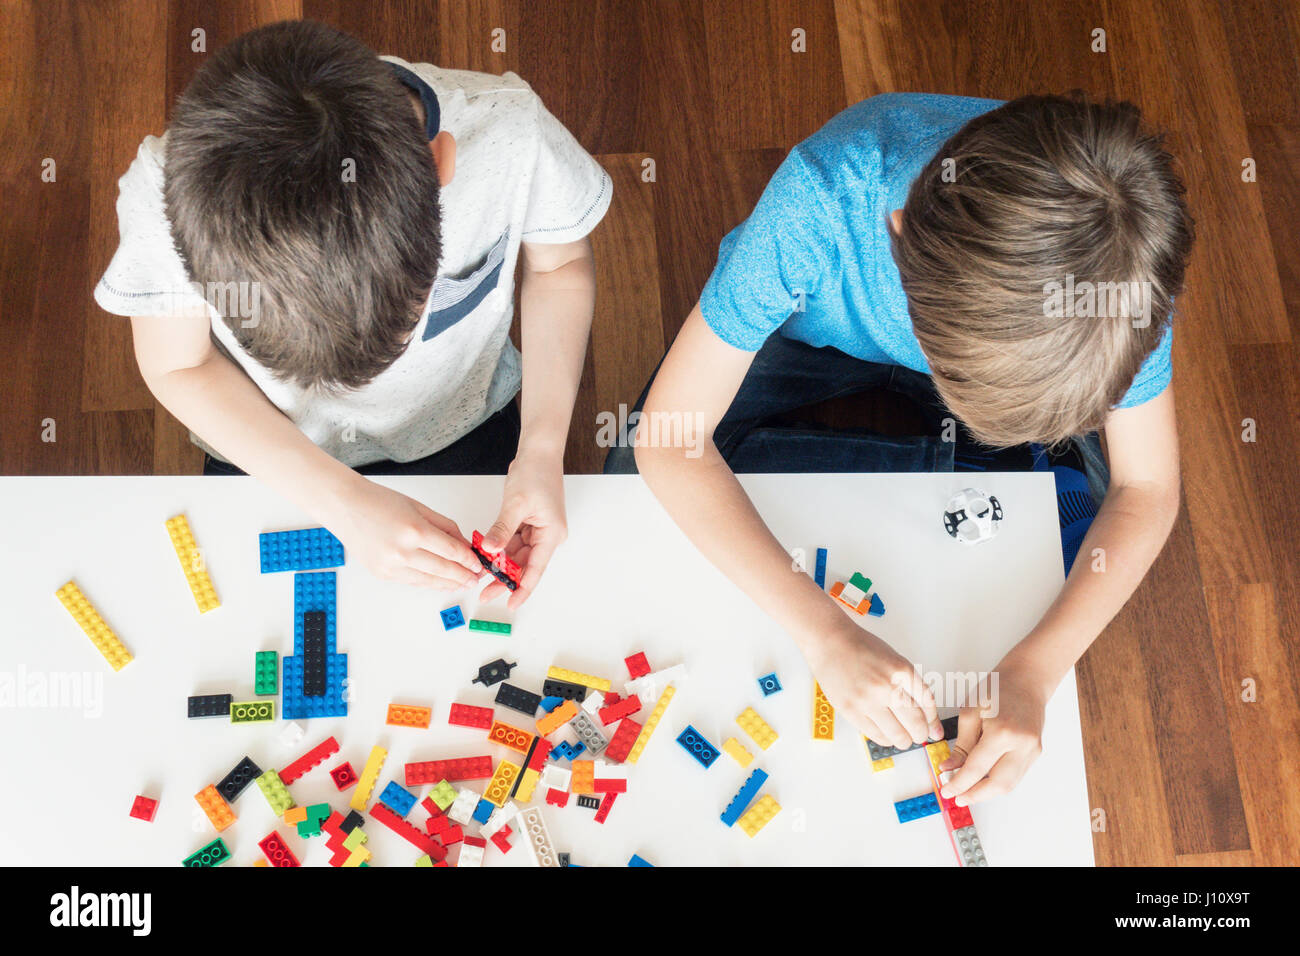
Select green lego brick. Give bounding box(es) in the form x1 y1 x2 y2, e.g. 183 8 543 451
848 572 873 594
231 700 275 723
182 837 231 867
254 651 278 696
428 779 457 811
256 769 296 815
468 619 512 634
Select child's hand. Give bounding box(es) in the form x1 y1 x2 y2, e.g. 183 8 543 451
809 619 943 751
478 451 567 609
938 661 1049 805
327 477 482 589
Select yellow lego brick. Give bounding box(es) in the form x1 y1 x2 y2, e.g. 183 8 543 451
283 805 308 825
253 859 268 867
386 703 432 728
194 784 235 832
626 684 675 764
342 846 371 867
545 666 611 693
570 760 595 795
925 739 951 776
813 682 835 740
484 759 521 807
55 581 133 671
871 757 895 773
737 706 778 750
514 767 541 803
164 514 220 613
737 794 781 838
722 737 753 767
535 699 579 736
351 745 387 811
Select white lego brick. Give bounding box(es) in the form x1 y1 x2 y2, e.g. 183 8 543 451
277 721 305 749
447 787 480 826
581 691 605 716
839 582 867 607
480 801 519 838
456 841 484 868
625 663 688 700
592 759 628 781
538 765 571 791
518 807 559 868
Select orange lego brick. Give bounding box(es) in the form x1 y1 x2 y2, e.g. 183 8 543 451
194 784 235 832
489 720 534 754
386 703 432 729
570 760 595 795
535 699 579 736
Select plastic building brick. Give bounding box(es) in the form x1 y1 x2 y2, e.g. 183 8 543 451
526 738 554 771
405 755 494 786
282 653 349 720
472 797 495 824
490 827 513 854
447 788 480 826
535 699 579 736
737 707 778 750
539 696 564 712
546 666 611 693
517 807 560 866
473 658 518 687
538 765 572 792
495 682 542 716
570 760 595 795
449 702 495 729
568 711 609 755
284 805 308 826
302 612 327 697
351 745 387 811
282 571 348 720
129 795 157 822
259 526 344 573
624 651 651 680
217 755 263 803
758 672 782 696
598 694 642 726
865 715 961 762
628 854 654 867
428 779 458 811
895 792 942 823
440 605 466 630
721 768 769 827
867 593 886 617
254 651 278 696
277 721 305 748
576 795 600 810
164 514 221 613
279 736 340 785
379 781 418 817
386 703 433 729
581 691 605 716
722 737 753 768
484 760 521 806
549 740 586 762
737 794 781 838
624 663 688 703
481 801 519 837
603 718 643 763
255 769 295 816
489 720 535 754
626 685 675 764
677 725 720 768
952 824 988 867
469 618 512 635
296 803 331 838
415 854 434 867
871 757 895 772
514 767 541 803
545 788 570 807
458 836 486 868
541 677 588 702
187 693 232 719
182 837 231 867
813 682 835 741
470 530 524 591
592 778 627 795
814 547 827 588
368 801 445 859
55 581 133 672
340 810 365 833
257 831 300 867
593 792 618 824
326 762 356 791
230 700 274 724
830 571 873 615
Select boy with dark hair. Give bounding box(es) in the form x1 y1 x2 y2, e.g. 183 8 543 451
96 20 612 605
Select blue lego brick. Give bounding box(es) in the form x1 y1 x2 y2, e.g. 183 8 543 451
721 768 769 827
549 740 586 762
676 725 720 768
259 527 345 573
894 792 941 823
281 653 348 719
440 605 466 631
814 547 827 588
757 672 782 696
293 572 337 657
539 696 564 713
868 592 885 617
472 797 494 824
628 854 654 867
379 781 417 817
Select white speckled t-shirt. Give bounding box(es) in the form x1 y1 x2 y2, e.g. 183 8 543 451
94 57 612 465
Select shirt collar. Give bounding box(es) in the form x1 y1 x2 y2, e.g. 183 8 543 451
386 61 441 142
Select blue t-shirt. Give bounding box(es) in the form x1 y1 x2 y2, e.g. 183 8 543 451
699 93 1172 409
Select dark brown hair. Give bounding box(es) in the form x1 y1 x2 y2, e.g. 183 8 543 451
891 93 1194 445
164 19 440 390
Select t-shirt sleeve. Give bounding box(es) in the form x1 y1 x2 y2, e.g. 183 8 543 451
698 152 836 352
1115 320 1173 408
93 136 210 318
520 97 613 244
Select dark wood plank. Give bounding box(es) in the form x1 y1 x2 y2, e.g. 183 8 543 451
437 0 520 74
1246 123 1300 339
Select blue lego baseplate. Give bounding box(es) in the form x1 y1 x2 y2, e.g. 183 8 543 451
260 527 345 574
721 768 769 827
677 725 720 768
281 653 348 719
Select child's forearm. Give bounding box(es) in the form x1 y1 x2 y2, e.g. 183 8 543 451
1004 479 1180 689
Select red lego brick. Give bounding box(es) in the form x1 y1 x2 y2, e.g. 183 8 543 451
598 695 642 727
490 826 513 854
258 831 301 867
279 736 340 785
369 802 446 860
593 791 618 824
602 717 643 763
947 803 974 830
421 796 445 820
526 738 554 772
592 778 628 794
546 788 570 808
405 755 494 786
329 761 358 791
425 811 451 836
624 652 651 679
448 702 494 729
602 692 622 707
464 835 487 848
440 824 464 846
129 795 157 822
471 530 524 589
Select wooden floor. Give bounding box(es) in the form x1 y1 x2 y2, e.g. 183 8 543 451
3 0 1297 865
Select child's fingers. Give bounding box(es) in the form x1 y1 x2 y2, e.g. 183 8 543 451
857 717 888 749
478 580 508 603
940 709 982 771
940 734 1004 800
899 670 942 740
388 565 471 591
407 548 479 586
890 697 933 746
518 534 560 594
411 512 480 574
868 708 914 751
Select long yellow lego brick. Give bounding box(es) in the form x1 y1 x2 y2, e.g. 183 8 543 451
626 684 675 764
55 581 132 671
164 514 220 613
737 794 781 837
351 745 387 811
737 706 778 750
545 666 611 693
813 682 835 740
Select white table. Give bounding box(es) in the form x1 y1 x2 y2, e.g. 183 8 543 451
0 474 1094 866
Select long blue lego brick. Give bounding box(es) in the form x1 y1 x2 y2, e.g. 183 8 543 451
814 548 827 589
721 768 769 827
282 652 348 719
260 527 345 574
293 572 337 657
